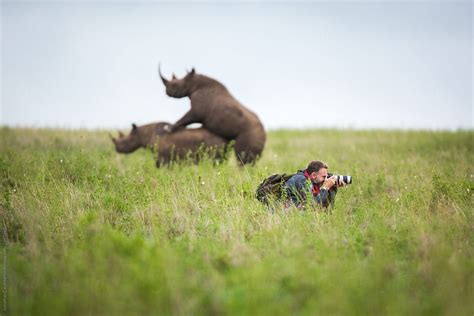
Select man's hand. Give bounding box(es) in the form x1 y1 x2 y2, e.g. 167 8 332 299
321 176 337 190
336 177 346 187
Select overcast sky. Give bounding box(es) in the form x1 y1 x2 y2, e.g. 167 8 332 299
1 1 472 130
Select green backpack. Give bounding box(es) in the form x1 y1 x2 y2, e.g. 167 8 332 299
255 173 294 205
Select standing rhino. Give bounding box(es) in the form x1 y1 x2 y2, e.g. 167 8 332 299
110 122 229 167
159 66 266 165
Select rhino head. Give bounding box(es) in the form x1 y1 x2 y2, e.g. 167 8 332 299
110 123 143 153
111 122 173 153
159 64 197 98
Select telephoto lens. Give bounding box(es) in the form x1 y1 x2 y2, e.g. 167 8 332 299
335 175 352 184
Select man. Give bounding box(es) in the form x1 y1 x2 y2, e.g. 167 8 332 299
284 160 344 208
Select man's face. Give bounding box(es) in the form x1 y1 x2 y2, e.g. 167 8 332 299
310 168 328 185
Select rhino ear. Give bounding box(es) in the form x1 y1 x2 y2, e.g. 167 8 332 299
132 123 138 130
172 73 177 80
190 68 195 75
109 133 117 143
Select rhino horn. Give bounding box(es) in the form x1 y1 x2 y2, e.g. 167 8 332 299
172 73 177 80
118 130 124 138
158 63 169 86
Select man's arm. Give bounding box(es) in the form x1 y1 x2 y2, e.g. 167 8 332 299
314 187 337 208
314 176 339 208
286 175 309 207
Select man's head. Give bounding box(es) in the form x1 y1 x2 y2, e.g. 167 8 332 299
306 160 329 185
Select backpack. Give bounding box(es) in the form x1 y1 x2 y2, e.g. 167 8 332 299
255 173 294 205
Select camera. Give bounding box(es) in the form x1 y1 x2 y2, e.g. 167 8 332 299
328 173 352 184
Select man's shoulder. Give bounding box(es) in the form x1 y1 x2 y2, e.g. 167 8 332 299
286 171 307 186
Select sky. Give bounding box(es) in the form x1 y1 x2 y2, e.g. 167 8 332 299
1 0 472 130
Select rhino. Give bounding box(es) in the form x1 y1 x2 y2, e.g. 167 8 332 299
159 66 266 165
110 122 229 167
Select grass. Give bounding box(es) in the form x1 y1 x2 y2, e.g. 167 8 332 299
1 127 473 315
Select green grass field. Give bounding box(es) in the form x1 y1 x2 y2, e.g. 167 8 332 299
1 127 473 315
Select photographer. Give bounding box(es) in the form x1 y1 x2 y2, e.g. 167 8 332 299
284 160 346 209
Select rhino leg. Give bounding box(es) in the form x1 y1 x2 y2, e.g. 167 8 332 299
235 149 257 166
234 130 265 165
171 110 200 132
156 150 171 168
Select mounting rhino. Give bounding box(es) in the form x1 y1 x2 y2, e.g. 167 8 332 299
110 122 229 167
159 65 266 165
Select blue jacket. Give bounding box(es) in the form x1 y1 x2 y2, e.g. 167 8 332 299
284 170 337 208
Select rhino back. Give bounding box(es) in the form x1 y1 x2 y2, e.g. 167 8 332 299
191 90 263 139
139 123 161 147
156 127 227 163
159 128 225 151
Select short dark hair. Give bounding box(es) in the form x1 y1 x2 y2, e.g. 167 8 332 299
306 160 328 174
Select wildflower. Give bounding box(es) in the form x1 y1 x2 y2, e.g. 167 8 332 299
201 181 205 185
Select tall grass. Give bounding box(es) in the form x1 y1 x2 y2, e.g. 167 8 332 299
1 127 473 315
